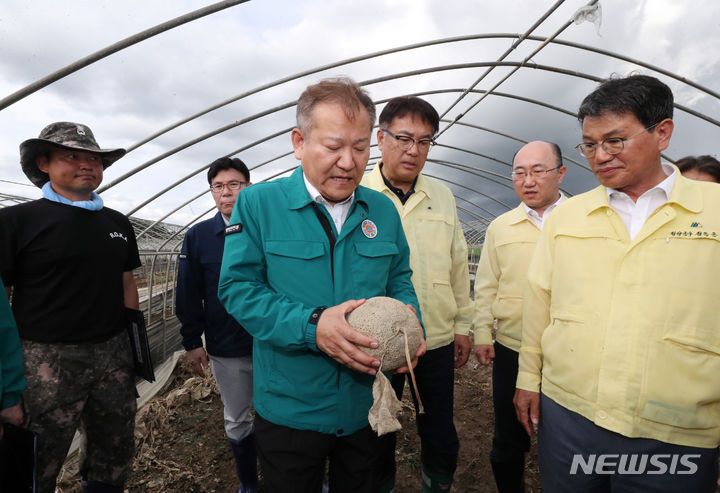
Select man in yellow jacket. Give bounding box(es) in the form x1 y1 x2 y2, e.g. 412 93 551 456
361 96 473 492
473 141 566 492
514 74 720 491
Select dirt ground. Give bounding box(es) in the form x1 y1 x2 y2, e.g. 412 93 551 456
57 355 541 493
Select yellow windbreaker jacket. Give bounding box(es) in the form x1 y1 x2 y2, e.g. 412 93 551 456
362 163 472 350
473 204 540 351
517 175 720 448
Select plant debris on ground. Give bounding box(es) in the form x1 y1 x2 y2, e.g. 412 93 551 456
58 355 542 492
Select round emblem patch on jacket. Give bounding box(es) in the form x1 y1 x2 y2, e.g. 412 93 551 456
361 219 378 238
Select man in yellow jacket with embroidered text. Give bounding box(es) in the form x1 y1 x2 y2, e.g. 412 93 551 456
514 75 720 492
362 96 473 492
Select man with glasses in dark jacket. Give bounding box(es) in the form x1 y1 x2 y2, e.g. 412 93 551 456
176 157 257 493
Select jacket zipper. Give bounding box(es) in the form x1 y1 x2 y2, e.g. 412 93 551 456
311 203 336 284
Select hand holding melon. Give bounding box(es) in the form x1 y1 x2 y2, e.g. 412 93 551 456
345 296 424 372
346 296 426 435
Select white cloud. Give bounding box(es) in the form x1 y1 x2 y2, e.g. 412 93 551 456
1 0 718 225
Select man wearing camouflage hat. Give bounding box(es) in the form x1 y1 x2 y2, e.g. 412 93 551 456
0 122 141 493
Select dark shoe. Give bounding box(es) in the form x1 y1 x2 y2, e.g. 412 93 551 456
421 464 453 492
490 458 525 493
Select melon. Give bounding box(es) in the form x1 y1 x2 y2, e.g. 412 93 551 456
346 296 422 371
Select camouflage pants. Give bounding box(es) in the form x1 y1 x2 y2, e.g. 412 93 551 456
22 331 137 493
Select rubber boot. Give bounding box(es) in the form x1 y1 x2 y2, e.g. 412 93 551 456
80 479 123 493
490 458 525 493
421 464 453 492
228 434 259 493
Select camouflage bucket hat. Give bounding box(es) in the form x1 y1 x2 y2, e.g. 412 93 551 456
19 121 126 187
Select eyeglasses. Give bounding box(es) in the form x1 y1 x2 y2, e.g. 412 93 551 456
381 128 436 153
575 123 659 158
511 166 562 181
210 180 247 193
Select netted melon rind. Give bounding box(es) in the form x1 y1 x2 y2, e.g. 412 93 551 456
346 296 422 371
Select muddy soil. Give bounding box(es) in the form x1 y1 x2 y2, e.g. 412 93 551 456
57 355 542 492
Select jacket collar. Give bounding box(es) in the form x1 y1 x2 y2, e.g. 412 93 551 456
580 185 612 216
414 172 433 199
286 166 318 210
507 192 567 227
285 165 368 212
581 164 703 216
667 171 703 213
212 210 228 235
507 203 535 226
368 160 433 200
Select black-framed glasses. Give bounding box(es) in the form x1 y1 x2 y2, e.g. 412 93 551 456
511 166 562 181
381 128 435 153
210 180 247 193
575 122 659 158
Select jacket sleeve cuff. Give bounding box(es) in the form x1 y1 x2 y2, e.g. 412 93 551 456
515 370 541 392
453 322 471 337
304 307 326 351
1 391 22 409
182 339 204 351
473 328 493 346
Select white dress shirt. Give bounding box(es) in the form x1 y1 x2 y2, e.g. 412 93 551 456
523 193 564 230
606 163 676 240
303 173 354 233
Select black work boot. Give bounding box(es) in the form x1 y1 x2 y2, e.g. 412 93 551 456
490 458 525 493
228 433 259 493
421 464 454 492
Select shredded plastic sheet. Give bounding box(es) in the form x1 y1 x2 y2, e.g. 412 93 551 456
572 3 602 36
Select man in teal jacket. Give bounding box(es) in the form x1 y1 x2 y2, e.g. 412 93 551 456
219 77 423 493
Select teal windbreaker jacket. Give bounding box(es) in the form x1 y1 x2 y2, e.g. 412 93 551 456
1 275 26 409
219 166 419 436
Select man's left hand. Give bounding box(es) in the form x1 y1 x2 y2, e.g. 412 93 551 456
454 334 472 368
474 344 495 365
393 335 427 374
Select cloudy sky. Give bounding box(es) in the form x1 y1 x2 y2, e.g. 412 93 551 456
1 0 718 239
